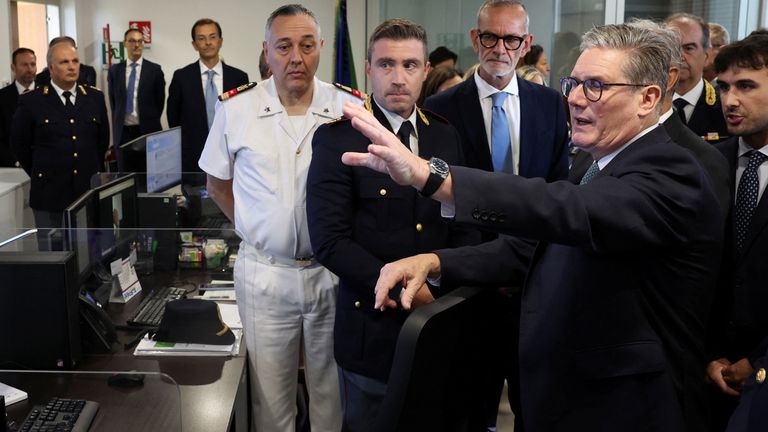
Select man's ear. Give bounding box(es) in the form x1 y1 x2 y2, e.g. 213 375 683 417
639 85 662 116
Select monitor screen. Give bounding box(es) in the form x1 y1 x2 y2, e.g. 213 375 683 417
96 174 138 258
146 127 182 193
63 189 99 283
118 134 148 173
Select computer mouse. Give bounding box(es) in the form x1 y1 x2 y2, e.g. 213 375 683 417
107 373 145 388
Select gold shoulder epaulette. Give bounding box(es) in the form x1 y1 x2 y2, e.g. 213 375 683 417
705 80 716 106
89 84 102 92
42 86 49 95
418 106 455 126
78 84 88 95
334 83 366 100
219 82 257 101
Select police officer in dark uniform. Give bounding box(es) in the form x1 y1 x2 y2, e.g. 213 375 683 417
307 19 479 431
10 39 109 241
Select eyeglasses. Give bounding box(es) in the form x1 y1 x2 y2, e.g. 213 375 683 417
125 39 144 45
560 76 651 102
476 32 526 51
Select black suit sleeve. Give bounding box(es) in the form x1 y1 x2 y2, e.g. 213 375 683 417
307 126 388 292
549 94 571 181
154 66 166 116
95 93 110 159
107 66 117 114
9 98 34 175
436 234 535 288
166 70 181 128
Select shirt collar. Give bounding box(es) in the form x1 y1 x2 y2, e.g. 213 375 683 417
199 59 223 76
738 137 768 158
658 107 674 124
595 124 660 170
373 97 419 138
473 69 519 100
674 78 704 107
127 57 143 68
14 81 34 94
50 80 77 97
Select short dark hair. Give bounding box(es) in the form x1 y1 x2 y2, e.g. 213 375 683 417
714 34 768 74
124 28 143 40
666 13 710 49
749 28 768 37
367 19 428 62
520 44 543 67
12 47 35 64
49 36 76 48
265 4 320 36
428 46 457 66
191 18 222 41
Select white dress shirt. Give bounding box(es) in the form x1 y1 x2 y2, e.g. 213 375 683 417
673 78 704 123
50 81 77 105
14 81 34 94
199 60 223 100
474 70 521 174
375 97 420 156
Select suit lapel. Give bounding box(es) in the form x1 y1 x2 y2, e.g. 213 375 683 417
459 79 492 170
568 150 593 184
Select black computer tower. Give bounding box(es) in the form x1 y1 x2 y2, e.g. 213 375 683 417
0 251 81 369
137 193 178 271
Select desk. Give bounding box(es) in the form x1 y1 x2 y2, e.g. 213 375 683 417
4 267 247 432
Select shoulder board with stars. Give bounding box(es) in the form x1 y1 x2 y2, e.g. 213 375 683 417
78 85 88 95
705 80 717 106
334 83 367 100
219 82 258 101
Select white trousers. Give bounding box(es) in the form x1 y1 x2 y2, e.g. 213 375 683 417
234 242 342 432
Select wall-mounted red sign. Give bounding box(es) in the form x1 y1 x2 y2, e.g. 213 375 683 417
129 21 152 45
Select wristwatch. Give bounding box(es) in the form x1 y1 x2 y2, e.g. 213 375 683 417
419 157 450 197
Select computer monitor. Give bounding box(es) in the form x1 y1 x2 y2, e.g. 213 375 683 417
119 127 182 193
146 127 182 193
63 189 99 285
94 174 138 259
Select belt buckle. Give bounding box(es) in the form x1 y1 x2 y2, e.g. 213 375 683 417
294 256 314 266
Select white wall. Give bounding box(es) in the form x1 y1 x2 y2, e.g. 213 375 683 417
0 0 11 85
66 0 369 94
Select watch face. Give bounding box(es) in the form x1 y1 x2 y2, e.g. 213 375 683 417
430 157 449 177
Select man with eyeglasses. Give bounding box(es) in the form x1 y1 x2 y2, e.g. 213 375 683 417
666 13 729 144
338 22 722 431
107 28 165 170
423 2 568 428
167 18 248 183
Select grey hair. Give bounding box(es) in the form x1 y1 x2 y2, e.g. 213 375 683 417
626 18 683 69
580 23 669 104
265 4 321 38
708 22 730 46
477 0 529 33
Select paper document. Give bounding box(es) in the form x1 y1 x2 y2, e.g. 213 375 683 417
1 381 28 406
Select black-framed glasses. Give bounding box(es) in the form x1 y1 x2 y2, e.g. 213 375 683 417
560 76 651 102
476 32 526 51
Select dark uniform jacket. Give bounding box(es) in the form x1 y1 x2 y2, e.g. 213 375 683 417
166 61 248 175
307 99 479 381
0 83 21 166
10 84 109 211
107 58 165 146
439 126 722 432
685 79 729 144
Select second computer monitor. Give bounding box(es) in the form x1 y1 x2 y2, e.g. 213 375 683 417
119 127 182 193
95 174 138 259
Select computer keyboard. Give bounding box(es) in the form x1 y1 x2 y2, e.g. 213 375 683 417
17 397 99 432
126 286 187 328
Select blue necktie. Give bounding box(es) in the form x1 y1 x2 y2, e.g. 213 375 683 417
205 70 218 129
125 62 137 115
491 92 513 173
735 150 768 252
579 161 600 185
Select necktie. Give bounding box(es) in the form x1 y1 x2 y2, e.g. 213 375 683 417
22 88 31 94
397 121 413 152
62 90 74 108
579 161 600 185
125 62 137 115
205 70 218 129
735 150 768 252
491 92 513 173
673 98 689 124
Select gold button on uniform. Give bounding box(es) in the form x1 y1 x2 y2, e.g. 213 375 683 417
379 188 387 196
415 223 423 232
757 368 766 384
37 173 43 178
73 169 78 175
44 119 49 124
69 119 75 124
354 301 361 309
72 135 77 140
73 152 78 158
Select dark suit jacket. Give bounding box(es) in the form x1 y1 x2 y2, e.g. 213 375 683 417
307 101 479 381
571 111 730 216
439 126 722 431
686 79 729 144
107 58 165 146
0 83 21 166
726 339 768 432
35 64 97 88
423 74 569 181
710 138 768 365
166 61 248 175
10 84 109 211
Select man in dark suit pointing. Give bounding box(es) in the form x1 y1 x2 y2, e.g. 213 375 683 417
342 23 722 432
167 18 248 182
108 28 165 169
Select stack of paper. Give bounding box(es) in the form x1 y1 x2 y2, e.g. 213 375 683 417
1 381 28 406
133 329 242 357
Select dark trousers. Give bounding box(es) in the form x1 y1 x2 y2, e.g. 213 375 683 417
33 209 64 251
338 366 387 432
